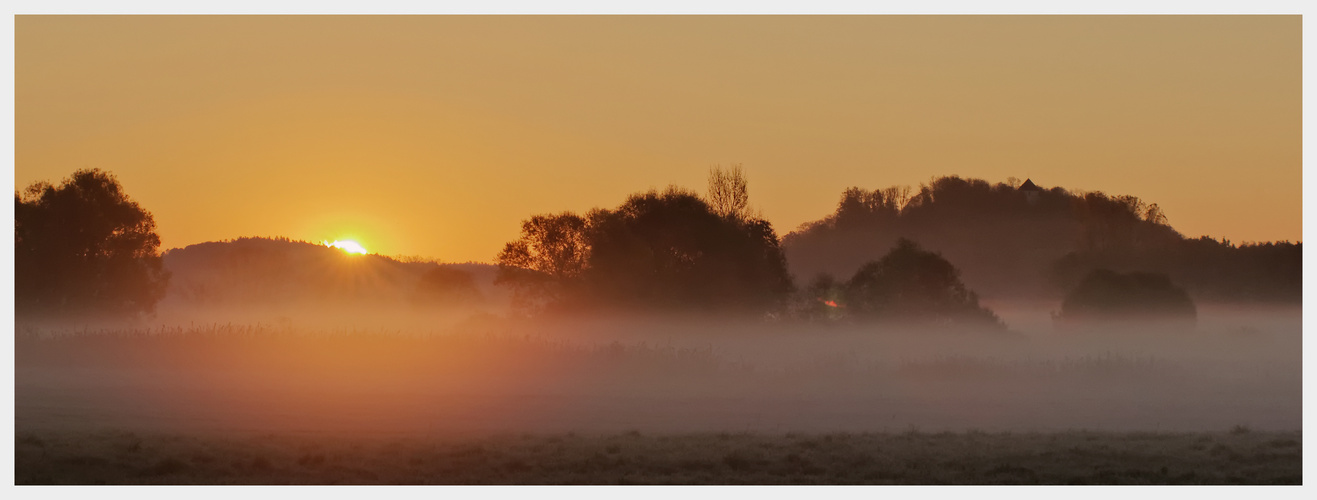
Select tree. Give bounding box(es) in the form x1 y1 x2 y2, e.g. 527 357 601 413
707 163 750 221
793 273 845 322
842 238 1002 329
15 169 170 319
834 186 906 230
583 187 793 313
495 186 794 315
495 212 590 311
1057 269 1195 326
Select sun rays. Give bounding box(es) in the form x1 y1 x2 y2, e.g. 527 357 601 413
323 240 369 255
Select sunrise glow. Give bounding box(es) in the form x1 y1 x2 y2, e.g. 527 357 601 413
10 17 1302 486
323 240 369 255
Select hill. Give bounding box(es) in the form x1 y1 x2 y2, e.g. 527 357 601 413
782 176 1299 303
158 237 504 315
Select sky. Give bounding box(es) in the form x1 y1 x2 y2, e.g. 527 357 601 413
14 16 1301 263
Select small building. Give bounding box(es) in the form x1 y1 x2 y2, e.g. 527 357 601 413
1018 178 1042 205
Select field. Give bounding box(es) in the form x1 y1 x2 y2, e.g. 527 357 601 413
14 305 1303 484
15 428 1301 485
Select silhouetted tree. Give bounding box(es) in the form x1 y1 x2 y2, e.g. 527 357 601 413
842 239 1003 329
496 186 794 315
495 212 590 311
834 186 905 230
1057 269 1196 326
1049 237 1300 304
584 187 793 313
792 273 845 322
707 163 750 221
15 169 169 319
1073 191 1181 253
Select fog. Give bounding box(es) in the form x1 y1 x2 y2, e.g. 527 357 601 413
14 301 1301 439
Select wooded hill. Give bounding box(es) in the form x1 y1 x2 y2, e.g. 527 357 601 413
160 237 500 309
782 176 1300 303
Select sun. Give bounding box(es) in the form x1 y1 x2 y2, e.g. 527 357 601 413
323 239 369 255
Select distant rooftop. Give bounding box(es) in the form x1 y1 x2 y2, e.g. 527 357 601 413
1018 178 1041 191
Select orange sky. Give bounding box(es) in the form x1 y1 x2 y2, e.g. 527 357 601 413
15 16 1300 263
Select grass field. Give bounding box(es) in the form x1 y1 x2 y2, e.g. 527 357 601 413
14 428 1301 484
15 313 1302 485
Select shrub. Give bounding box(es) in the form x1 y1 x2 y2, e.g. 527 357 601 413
841 239 1003 329
1057 269 1195 326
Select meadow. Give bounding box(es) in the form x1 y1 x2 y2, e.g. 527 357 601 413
15 428 1301 485
14 306 1303 484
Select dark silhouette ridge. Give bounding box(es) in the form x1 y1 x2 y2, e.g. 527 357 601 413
161 236 499 310
783 175 1298 303
784 176 1081 299
15 169 169 320
1050 237 1300 304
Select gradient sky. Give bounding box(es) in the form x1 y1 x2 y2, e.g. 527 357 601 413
15 16 1300 263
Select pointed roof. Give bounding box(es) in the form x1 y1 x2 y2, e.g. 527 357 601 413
1018 178 1041 192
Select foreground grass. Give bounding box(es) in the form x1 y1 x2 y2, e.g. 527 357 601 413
15 428 1301 485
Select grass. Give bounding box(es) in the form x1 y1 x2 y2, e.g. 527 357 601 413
14 429 1302 485
15 321 1302 484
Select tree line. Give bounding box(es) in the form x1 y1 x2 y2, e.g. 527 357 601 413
15 167 1299 326
783 175 1299 303
161 236 486 308
495 166 1005 329
495 166 794 315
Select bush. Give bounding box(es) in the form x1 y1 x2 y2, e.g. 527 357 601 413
840 239 1003 329
1057 269 1195 326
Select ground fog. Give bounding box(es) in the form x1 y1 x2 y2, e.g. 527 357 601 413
14 304 1301 438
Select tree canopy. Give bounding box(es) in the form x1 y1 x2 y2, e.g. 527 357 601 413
707 163 751 221
15 169 170 319
496 173 793 315
494 212 590 310
824 238 1003 329
783 175 1296 303
1057 269 1196 326
582 187 793 312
